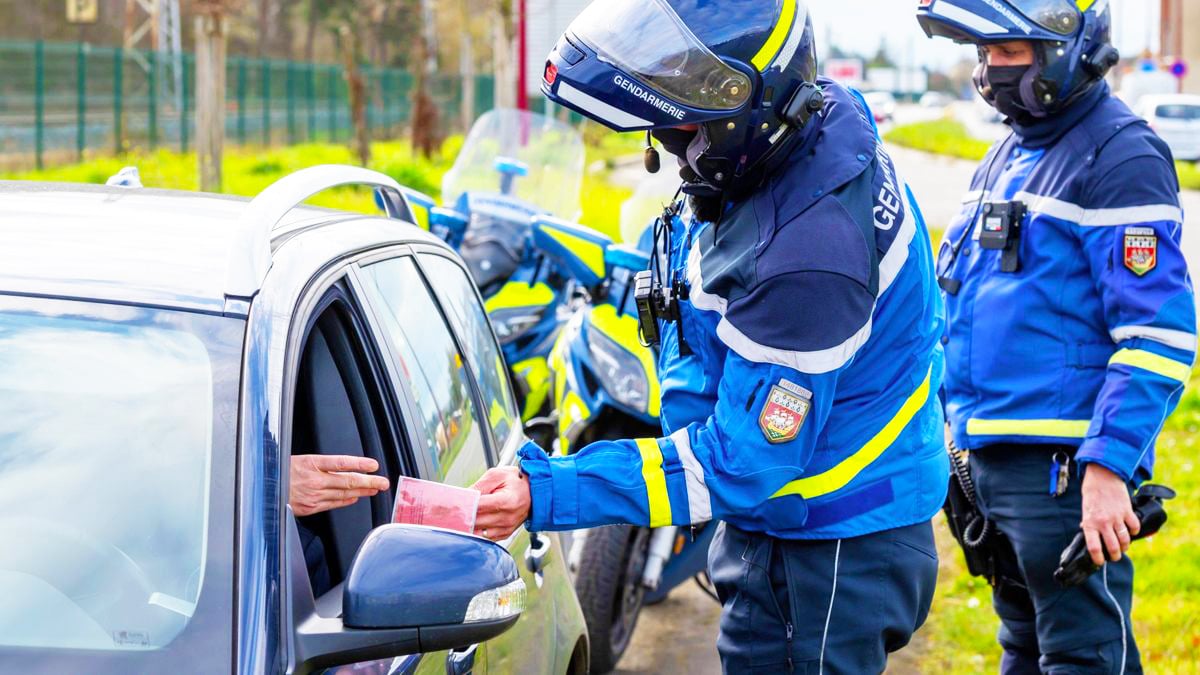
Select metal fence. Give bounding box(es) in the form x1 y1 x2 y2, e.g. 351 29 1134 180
0 39 497 170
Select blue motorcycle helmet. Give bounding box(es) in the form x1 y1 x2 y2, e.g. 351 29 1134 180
917 0 1119 121
540 0 823 194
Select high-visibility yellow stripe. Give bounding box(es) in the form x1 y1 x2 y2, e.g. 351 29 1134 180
751 0 797 71
484 281 555 313
542 226 606 281
637 438 672 527
1109 348 1193 383
771 367 932 500
1076 0 1097 11
966 418 1091 438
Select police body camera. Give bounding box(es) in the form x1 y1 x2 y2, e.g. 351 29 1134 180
634 269 685 348
1054 484 1176 588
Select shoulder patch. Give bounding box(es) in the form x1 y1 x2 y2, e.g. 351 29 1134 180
1124 227 1157 276
759 380 812 444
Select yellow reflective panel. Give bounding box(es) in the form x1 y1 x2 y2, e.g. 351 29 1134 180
965 418 1091 438
1109 348 1193 384
587 304 661 418
1076 0 1097 11
557 389 591 455
513 356 552 421
772 367 932 500
484 282 556 314
636 438 673 527
752 0 798 71
542 226 606 281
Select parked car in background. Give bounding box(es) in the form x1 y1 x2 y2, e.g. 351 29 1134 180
920 91 953 109
0 168 588 675
1136 94 1200 161
863 91 898 123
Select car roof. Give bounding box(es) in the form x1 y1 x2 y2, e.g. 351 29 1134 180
0 181 447 315
1140 94 1200 108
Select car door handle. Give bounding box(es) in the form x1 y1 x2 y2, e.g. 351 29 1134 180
525 531 552 574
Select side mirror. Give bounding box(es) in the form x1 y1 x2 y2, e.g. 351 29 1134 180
531 215 613 289
289 519 525 674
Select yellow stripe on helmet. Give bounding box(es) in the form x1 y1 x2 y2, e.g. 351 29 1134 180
751 0 798 72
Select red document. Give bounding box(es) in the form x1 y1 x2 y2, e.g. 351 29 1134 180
392 476 480 534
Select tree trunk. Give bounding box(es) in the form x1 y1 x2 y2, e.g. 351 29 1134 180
340 24 370 166
196 9 227 192
458 0 475 132
304 0 319 64
491 0 515 110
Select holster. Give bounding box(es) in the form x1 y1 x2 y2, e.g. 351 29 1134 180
942 448 1025 590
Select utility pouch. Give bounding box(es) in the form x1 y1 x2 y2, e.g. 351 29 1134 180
942 443 1025 589
978 200 1025 273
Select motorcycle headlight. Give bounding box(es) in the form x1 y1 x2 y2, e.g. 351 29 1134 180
492 307 545 345
585 323 649 414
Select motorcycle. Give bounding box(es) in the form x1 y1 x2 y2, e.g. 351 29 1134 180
532 214 718 674
435 109 587 429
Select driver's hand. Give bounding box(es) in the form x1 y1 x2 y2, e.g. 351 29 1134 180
472 467 532 541
290 455 390 517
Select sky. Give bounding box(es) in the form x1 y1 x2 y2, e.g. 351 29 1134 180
809 0 1160 71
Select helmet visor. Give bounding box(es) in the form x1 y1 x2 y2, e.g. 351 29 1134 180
1011 0 1080 35
568 0 752 111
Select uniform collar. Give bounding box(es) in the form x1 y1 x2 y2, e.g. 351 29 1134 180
768 82 877 225
1009 82 1109 150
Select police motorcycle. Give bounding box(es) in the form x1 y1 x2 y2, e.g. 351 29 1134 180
435 109 587 430
532 199 717 673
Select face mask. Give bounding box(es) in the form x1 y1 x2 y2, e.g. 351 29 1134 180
980 64 1036 125
651 128 698 160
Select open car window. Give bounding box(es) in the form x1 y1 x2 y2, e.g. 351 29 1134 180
357 257 493 489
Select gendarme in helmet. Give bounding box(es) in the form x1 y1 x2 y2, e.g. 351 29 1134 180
541 0 821 195
917 0 1119 122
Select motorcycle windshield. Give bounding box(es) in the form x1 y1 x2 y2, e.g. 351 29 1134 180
442 109 585 221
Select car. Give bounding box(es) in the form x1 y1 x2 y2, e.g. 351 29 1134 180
919 91 953 109
1136 94 1200 162
0 167 589 674
862 91 898 123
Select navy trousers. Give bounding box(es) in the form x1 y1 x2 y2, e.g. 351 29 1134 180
970 444 1141 674
707 520 938 674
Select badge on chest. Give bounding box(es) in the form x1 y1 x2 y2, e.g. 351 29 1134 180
1124 227 1158 276
759 380 812 444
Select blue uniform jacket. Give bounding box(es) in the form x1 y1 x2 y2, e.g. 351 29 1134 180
520 82 949 539
939 84 1196 483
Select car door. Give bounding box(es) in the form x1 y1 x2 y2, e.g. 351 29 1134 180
353 253 558 675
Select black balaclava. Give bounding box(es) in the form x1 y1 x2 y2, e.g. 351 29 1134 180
978 64 1037 126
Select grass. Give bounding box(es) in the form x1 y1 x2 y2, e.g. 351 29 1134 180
1 132 632 240
886 116 1200 191
912 382 1200 673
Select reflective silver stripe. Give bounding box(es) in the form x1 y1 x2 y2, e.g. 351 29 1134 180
687 175 916 374
669 429 712 524
932 2 1006 34
768 0 807 72
818 539 842 675
555 81 651 129
1015 191 1183 227
1110 325 1198 352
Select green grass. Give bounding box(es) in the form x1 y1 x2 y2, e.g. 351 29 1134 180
884 118 992 162
914 382 1200 673
1 134 632 237
886 117 1200 191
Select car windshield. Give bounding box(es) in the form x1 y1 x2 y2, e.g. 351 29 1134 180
441 109 585 221
1156 103 1200 120
0 300 235 653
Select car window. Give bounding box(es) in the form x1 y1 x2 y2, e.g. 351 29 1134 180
359 257 491 488
0 299 239 659
1155 103 1200 120
419 254 521 449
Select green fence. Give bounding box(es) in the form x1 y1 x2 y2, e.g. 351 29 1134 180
0 39 496 170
